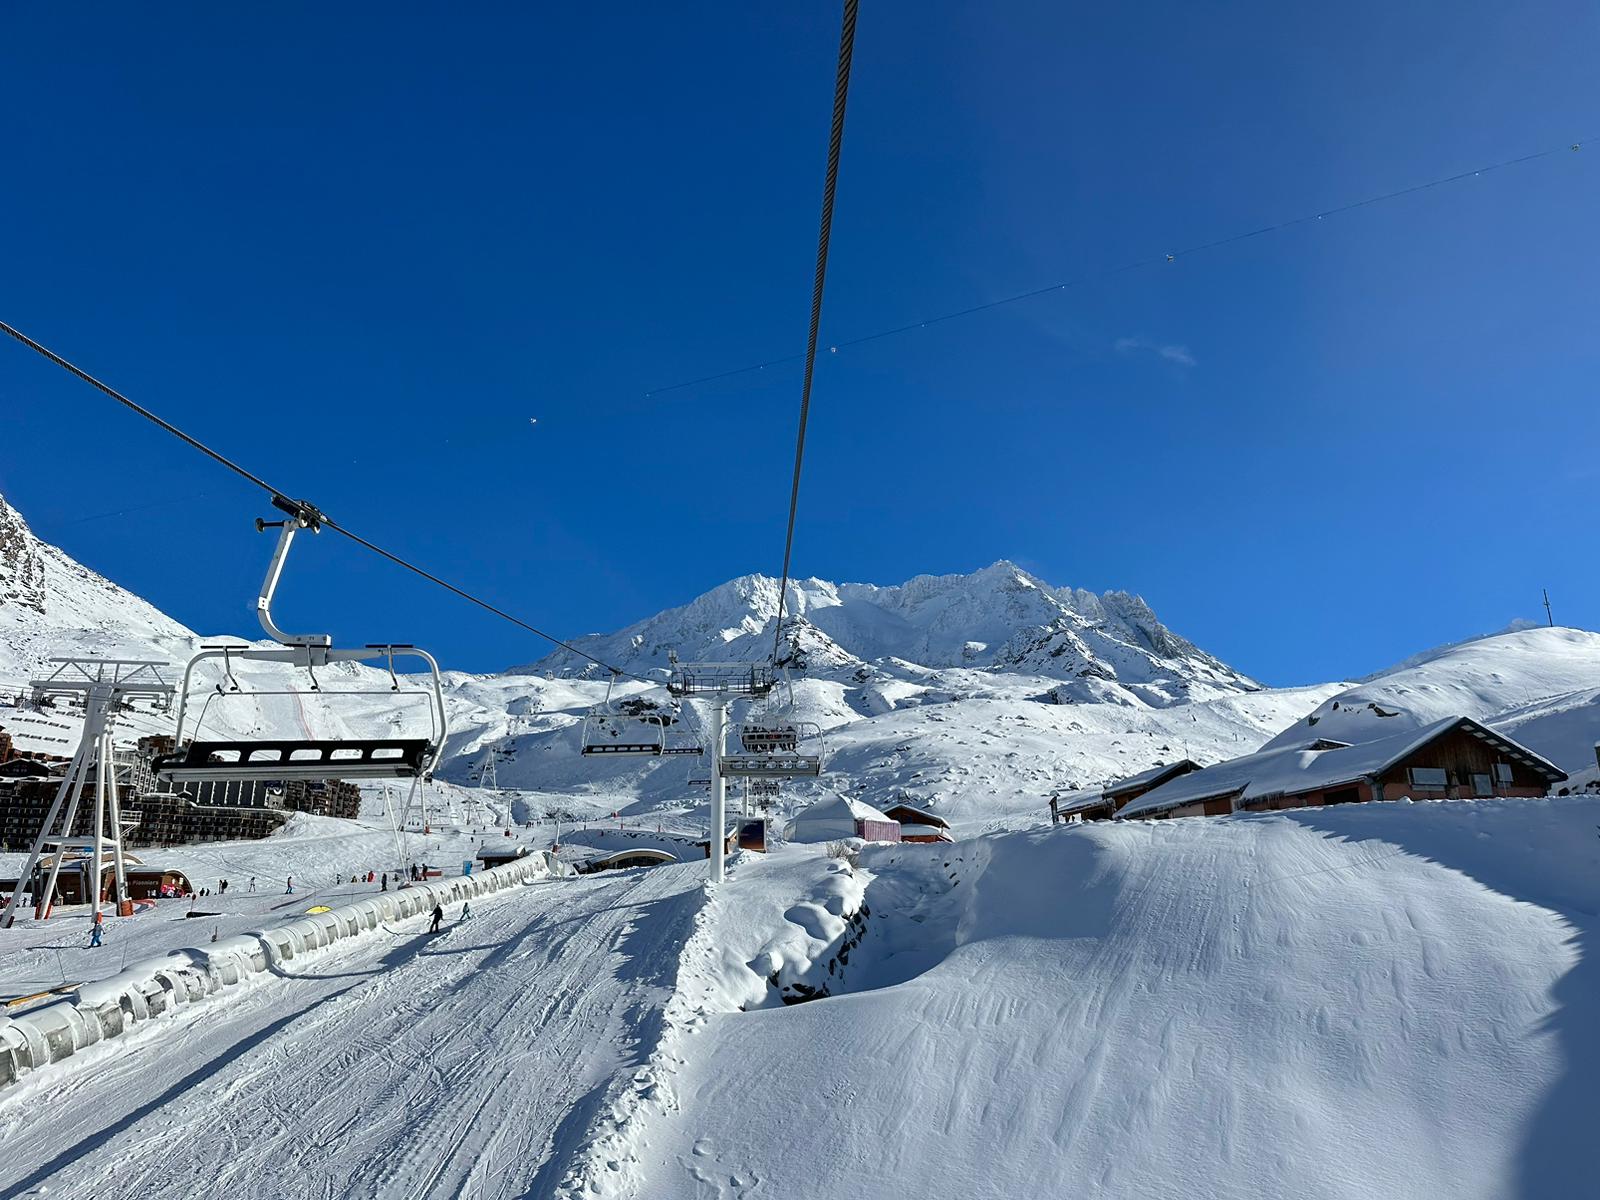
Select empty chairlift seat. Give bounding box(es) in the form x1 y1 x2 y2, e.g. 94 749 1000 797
148 508 451 788
154 738 434 782
580 713 667 757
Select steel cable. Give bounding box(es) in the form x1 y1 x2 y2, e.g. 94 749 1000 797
771 0 860 664
0 319 650 684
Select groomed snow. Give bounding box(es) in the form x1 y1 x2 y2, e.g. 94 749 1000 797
0 860 706 1198
595 797 1600 1199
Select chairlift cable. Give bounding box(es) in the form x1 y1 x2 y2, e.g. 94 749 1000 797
647 133 1594 398
771 0 860 666
0 318 651 685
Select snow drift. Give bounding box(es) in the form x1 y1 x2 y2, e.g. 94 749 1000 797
592 797 1600 1199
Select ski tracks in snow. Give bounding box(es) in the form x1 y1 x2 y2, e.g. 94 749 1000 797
0 863 706 1199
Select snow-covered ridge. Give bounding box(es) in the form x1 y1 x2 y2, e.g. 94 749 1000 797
515 560 1258 704
0 493 197 683
1262 626 1600 772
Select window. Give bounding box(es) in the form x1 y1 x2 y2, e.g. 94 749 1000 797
1471 773 1493 797
1408 767 1448 788
1494 763 1514 783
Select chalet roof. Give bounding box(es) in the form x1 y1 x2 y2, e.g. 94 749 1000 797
1051 789 1114 817
793 794 894 825
1118 716 1565 820
881 802 950 828
1102 759 1202 799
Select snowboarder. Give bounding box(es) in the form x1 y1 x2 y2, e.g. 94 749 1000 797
429 903 443 933
88 913 104 948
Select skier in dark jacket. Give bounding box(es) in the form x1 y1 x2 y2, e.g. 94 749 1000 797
430 903 443 933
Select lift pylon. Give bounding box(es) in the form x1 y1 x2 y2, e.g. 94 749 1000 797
0 659 174 928
666 661 778 883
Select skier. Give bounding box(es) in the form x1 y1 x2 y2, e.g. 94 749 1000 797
220 879 229 896
88 913 104 948
429 903 443 933
381 874 388 892
249 877 257 893
286 876 295 895
460 901 473 922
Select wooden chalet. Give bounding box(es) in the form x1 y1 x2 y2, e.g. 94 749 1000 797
1050 759 1203 824
881 803 952 843
1117 717 1565 821
1101 759 1201 813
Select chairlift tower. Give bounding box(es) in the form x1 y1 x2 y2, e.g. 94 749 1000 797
479 741 499 792
667 660 775 883
0 659 174 928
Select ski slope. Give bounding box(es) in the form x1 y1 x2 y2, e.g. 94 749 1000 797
598 797 1600 1199
0 862 705 1199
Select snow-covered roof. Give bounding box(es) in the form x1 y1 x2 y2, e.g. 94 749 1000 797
1051 789 1113 816
1101 759 1201 799
1118 716 1565 820
882 802 950 828
792 794 894 824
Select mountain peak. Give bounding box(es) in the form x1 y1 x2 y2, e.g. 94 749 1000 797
516 562 1256 704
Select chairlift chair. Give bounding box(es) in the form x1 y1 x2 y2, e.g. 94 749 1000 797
579 711 667 756
718 667 823 778
739 724 799 754
579 673 667 756
152 501 449 785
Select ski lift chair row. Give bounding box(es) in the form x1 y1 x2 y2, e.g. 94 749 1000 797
152 501 449 785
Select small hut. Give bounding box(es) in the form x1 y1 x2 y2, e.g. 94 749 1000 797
881 803 952 843
786 795 901 844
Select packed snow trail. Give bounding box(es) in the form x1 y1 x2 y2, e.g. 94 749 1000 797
612 799 1600 1200
0 861 704 1199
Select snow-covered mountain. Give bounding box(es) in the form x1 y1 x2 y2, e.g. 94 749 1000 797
4 488 1596 834
0 493 197 683
517 562 1258 706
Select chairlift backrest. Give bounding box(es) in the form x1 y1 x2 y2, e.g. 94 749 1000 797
720 720 824 778
154 515 449 785
580 711 667 757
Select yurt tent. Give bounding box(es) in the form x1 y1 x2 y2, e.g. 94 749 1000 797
786 795 901 844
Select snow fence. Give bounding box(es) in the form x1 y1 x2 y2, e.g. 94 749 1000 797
0 850 564 1091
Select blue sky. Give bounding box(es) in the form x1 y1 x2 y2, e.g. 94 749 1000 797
1 1 1596 685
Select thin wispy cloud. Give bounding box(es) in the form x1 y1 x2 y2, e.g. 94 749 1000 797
1114 336 1195 367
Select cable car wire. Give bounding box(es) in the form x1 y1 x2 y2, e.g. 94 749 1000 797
646 134 1592 398
0 318 651 684
770 0 859 665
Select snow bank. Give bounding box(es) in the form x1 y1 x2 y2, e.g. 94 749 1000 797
597 797 1600 1199
0 850 566 1090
